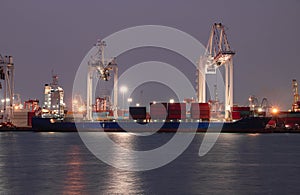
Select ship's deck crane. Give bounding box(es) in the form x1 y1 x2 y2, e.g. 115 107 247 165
261 98 269 110
197 23 235 119
249 95 259 109
292 79 300 112
86 40 118 120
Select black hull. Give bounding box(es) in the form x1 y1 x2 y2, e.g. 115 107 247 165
32 117 272 133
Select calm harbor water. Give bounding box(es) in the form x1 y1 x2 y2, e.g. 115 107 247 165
1 132 300 194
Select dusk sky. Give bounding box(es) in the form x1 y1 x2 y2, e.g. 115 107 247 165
1 0 300 110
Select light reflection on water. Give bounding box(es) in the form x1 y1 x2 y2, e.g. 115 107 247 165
62 145 86 195
100 133 144 194
0 132 300 194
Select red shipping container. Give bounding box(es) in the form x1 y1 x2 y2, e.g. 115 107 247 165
191 103 210 119
150 103 168 119
191 103 209 110
167 103 186 120
27 111 35 126
232 106 250 111
232 111 241 120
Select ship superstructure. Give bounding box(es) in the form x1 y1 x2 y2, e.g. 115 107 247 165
42 74 65 118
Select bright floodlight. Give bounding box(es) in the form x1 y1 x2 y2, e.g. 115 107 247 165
169 99 175 103
272 107 279 114
120 86 128 93
127 98 132 103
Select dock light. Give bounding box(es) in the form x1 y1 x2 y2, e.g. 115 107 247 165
169 99 175 103
271 107 279 114
136 103 140 107
120 86 128 93
258 107 263 113
1 98 10 103
78 106 85 112
127 98 132 103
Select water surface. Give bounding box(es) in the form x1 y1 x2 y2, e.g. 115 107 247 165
0 132 300 194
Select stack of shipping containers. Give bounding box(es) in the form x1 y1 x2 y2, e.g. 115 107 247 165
231 106 251 120
150 102 168 120
167 103 186 120
190 103 210 121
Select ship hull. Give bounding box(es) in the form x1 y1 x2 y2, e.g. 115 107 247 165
32 117 271 133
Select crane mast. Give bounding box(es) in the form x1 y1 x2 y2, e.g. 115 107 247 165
292 79 300 112
0 54 14 122
197 23 235 120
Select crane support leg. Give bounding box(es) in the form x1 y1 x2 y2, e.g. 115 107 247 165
229 59 233 114
87 67 93 121
225 59 234 120
113 67 118 118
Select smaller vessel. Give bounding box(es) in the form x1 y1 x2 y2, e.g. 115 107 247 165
267 79 300 131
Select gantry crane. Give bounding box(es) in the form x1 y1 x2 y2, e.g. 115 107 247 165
0 54 14 122
197 23 235 119
86 40 118 120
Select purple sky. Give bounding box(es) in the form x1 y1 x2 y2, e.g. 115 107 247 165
0 0 300 110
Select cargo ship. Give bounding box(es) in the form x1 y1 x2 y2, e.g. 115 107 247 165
31 116 271 133
32 78 300 133
32 101 271 133
30 72 271 133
